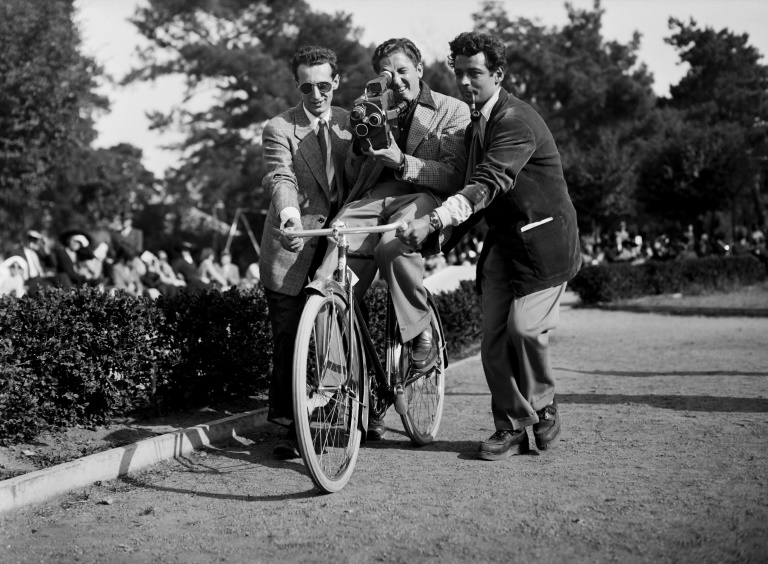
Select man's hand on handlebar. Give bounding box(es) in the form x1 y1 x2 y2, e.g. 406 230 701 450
396 216 431 249
280 217 305 253
361 132 404 169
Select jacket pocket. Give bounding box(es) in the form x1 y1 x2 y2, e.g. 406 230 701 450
520 215 574 280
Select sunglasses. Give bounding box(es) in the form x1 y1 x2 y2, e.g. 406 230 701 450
297 81 334 95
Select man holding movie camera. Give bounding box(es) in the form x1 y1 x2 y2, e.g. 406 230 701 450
314 38 470 440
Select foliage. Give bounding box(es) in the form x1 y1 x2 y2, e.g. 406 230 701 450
662 17 768 231
472 0 656 231
570 255 767 304
0 0 106 237
127 0 373 223
155 286 272 409
637 115 753 225
0 287 163 444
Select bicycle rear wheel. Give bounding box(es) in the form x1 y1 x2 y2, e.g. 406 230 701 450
293 293 364 493
400 300 446 446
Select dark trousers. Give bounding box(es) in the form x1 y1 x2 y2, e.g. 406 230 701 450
264 239 328 427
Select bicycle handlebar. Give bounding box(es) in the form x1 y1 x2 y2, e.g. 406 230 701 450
282 220 408 239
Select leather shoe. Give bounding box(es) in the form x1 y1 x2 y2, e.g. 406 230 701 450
533 398 560 450
273 438 300 459
367 413 387 441
411 326 437 371
273 426 300 459
477 429 530 461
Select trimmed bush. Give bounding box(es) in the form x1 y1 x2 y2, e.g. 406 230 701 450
0 287 164 444
570 255 767 304
155 286 272 409
0 273 480 445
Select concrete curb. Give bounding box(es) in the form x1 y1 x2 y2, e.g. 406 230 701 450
0 408 270 515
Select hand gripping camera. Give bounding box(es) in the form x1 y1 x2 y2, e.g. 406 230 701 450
350 70 410 151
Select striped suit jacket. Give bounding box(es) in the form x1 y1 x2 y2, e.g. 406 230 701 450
260 104 353 296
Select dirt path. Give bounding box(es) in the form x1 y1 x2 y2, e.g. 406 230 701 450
1 305 767 563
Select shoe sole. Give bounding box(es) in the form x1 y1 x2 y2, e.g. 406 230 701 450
477 442 530 461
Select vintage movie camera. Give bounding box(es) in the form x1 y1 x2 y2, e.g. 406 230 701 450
350 70 410 151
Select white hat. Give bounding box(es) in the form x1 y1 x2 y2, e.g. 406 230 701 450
70 235 89 248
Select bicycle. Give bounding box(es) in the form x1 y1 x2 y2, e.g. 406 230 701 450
287 220 447 493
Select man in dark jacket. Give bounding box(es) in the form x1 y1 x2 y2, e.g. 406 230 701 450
398 31 581 460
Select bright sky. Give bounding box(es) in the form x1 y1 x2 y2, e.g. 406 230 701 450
73 0 768 178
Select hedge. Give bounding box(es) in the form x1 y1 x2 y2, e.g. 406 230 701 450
569 255 767 304
0 280 482 445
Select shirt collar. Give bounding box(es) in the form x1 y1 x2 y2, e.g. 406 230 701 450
416 81 436 110
302 105 332 131
479 87 502 121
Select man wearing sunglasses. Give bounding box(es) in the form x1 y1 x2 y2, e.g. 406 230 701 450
260 45 353 459
314 37 470 441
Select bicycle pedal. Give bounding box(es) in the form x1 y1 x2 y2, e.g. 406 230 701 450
393 384 408 415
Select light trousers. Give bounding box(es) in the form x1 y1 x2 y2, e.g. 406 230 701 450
316 180 437 342
480 245 566 430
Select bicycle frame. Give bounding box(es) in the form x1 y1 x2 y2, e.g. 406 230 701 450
288 221 407 431
288 220 448 491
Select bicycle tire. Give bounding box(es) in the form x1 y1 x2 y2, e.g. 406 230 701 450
400 300 446 446
293 293 364 493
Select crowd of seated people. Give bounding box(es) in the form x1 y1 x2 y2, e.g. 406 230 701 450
0 219 261 299
579 222 768 267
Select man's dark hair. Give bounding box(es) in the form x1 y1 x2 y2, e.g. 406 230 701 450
371 38 422 74
291 45 339 81
448 32 506 72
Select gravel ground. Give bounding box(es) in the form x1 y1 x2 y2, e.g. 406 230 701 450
1 296 767 563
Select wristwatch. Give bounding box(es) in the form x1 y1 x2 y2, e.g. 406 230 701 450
428 211 442 233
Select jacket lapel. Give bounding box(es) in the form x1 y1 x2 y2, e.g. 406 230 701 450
406 102 436 155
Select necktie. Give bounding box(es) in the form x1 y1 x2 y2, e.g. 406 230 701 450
317 119 337 203
464 116 484 186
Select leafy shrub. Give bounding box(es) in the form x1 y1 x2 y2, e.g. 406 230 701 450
155 286 272 408
570 255 767 304
0 287 164 444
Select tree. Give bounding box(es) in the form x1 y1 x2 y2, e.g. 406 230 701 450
126 0 373 228
0 0 106 240
664 18 768 231
472 0 656 234
638 111 753 229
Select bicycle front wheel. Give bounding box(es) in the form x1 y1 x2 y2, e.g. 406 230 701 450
400 299 446 446
293 293 364 493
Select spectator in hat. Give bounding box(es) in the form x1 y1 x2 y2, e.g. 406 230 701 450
51 231 101 288
22 230 70 294
0 255 28 297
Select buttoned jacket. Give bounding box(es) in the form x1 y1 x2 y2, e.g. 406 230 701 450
260 104 352 296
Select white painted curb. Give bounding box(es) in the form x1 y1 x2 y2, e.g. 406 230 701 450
0 408 270 515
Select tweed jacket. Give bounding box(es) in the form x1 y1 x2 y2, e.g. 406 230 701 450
260 104 353 296
343 85 470 205
448 89 581 297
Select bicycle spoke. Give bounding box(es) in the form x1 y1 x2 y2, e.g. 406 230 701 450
294 293 363 491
